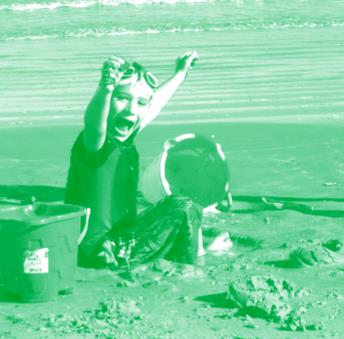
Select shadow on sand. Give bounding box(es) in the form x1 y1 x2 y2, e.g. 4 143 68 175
194 292 264 320
0 185 342 217
0 188 343 303
194 292 233 309
0 185 65 204
233 195 344 218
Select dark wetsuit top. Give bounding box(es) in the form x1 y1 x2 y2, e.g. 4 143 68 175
65 130 139 257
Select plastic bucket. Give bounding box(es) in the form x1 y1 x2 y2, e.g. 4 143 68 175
0 202 88 302
140 133 232 211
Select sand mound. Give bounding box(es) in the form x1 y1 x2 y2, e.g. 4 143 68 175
37 297 143 337
227 275 320 331
288 239 343 267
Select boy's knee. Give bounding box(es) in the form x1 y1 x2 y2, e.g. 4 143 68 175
166 195 193 208
167 195 203 223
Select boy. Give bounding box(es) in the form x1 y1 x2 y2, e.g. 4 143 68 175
65 51 202 269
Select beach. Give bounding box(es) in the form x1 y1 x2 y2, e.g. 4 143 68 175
1 0 344 337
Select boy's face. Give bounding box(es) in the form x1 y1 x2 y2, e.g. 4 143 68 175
108 80 154 142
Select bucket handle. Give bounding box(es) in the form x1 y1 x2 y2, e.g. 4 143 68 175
78 208 90 245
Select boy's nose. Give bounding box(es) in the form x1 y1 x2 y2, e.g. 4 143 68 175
127 100 139 114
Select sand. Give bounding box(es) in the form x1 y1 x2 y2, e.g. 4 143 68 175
0 121 343 338
0 19 344 339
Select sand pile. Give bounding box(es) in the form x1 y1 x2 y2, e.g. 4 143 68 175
227 275 321 331
36 297 143 337
287 239 343 267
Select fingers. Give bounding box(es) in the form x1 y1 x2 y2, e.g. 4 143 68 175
179 50 199 62
179 50 192 59
104 55 125 70
100 55 127 87
98 240 118 267
176 50 199 73
189 51 199 66
102 57 124 75
101 68 120 86
186 50 199 67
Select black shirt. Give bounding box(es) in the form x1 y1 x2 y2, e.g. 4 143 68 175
65 130 139 257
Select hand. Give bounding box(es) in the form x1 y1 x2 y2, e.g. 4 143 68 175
97 239 118 269
99 56 127 90
175 50 199 75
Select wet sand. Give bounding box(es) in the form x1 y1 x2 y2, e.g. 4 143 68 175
0 26 344 338
0 121 343 197
0 121 343 338
2 28 344 125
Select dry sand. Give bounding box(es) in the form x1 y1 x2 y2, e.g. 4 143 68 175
0 28 344 338
0 122 343 338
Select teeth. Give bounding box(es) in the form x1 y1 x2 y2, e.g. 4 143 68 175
116 127 126 135
115 126 131 136
113 114 138 140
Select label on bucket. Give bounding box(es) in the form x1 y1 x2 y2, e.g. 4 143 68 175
24 248 49 274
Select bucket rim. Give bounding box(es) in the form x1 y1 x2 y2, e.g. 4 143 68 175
0 202 87 227
159 133 230 208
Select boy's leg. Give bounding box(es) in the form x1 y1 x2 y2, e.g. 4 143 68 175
110 195 203 266
163 196 202 264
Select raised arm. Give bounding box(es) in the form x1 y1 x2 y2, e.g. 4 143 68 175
83 57 125 152
140 51 199 130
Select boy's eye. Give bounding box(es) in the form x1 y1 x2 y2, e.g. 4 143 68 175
138 99 149 107
116 94 129 101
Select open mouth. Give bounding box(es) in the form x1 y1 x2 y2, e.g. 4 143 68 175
114 115 138 137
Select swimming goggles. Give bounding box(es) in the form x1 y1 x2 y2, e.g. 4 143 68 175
118 62 159 89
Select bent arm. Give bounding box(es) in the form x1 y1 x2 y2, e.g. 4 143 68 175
82 56 125 152
140 50 198 130
140 71 186 130
83 86 113 152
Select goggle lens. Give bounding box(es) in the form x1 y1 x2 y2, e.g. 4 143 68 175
121 66 136 79
144 71 159 88
119 63 158 89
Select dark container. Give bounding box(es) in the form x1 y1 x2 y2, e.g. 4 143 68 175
0 203 87 302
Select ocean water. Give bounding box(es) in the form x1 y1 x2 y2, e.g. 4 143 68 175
1 0 344 125
1 0 344 40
